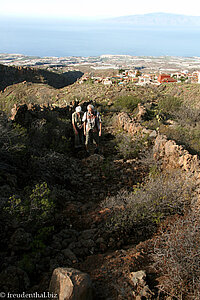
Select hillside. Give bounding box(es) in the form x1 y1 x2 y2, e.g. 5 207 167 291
0 79 200 299
0 64 83 91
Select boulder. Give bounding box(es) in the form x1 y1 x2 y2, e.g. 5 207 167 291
149 130 157 138
129 270 154 299
129 270 146 286
49 268 93 300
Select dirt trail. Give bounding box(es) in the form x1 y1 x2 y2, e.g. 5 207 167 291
61 111 156 299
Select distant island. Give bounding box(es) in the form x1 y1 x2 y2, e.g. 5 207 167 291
105 12 200 27
1 13 200 57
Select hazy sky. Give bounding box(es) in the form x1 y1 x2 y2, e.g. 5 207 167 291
1 0 200 18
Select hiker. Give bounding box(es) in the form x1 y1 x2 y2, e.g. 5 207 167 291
82 104 102 153
72 106 84 148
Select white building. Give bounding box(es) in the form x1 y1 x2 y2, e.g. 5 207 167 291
137 75 151 86
103 78 112 85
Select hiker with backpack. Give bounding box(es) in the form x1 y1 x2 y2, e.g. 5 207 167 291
82 104 102 154
72 106 84 148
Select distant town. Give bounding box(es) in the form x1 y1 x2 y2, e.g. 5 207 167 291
1 53 200 85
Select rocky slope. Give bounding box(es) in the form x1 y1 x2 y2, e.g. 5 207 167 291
0 80 200 299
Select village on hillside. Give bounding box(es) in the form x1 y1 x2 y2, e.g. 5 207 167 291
79 69 200 86
1 53 200 86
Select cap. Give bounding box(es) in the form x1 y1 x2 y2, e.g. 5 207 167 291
75 106 82 113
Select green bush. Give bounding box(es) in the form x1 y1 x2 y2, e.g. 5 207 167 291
29 182 54 220
153 211 200 299
4 182 55 223
113 95 141 112
0 118 28 156
4 196 27 219
28 112 73 154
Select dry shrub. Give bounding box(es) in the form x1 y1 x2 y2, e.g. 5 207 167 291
153 210 200 299
115 131 145 159
101 170 195 236
173 104 200 126
158 96 182 117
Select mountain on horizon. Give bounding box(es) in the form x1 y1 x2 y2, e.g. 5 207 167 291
105 12 200 27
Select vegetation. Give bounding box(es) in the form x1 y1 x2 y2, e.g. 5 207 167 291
143 95 200 155
4 182 55 223
114 130 150 159
113 95 141 112
101 169 194 237
1 79 200 298
157 96 182 116
153 211 200 299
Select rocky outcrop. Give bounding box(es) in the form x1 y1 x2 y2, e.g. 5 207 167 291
9 103 72 127
49 268 93 300
116 108 200 208
117 112 143 135
153 134 200 206
116 109 157 138
153 134 200 175
136 103 148 122
116 108 200 183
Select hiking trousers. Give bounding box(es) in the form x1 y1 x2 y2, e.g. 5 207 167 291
85 129 99 146
74 128 84 148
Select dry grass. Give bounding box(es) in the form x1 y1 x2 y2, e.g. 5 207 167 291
153 210 200 299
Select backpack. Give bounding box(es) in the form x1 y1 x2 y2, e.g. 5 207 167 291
86 110 98 130
73 112 83 129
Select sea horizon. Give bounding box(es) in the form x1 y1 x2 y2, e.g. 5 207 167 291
1 16 200 57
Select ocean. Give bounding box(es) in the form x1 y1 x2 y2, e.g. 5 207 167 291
0 17 200 57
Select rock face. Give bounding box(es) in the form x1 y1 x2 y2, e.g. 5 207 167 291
49 268 93 300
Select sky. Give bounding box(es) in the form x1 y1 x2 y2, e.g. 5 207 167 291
1 0 200 19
